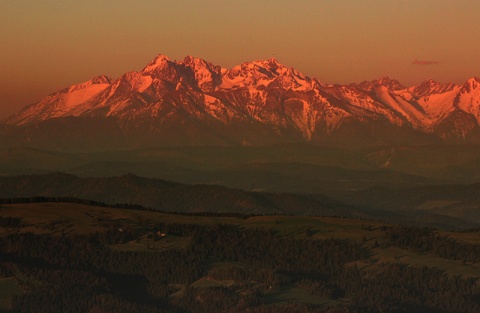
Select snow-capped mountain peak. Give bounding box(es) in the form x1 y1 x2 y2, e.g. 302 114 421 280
180 55 215 70
409 79 457 98
141 54 172 76
251 58 284 74
4 54 480 147
144 53 170 67
354 76 405 91
460 77 480 93
179 55 222 92
61 75 112 94
89 75 113 85
220 60 275 88
220 58 315 91
453 77 480 122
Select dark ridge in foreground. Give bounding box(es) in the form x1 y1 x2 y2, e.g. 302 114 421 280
0 172 359 217
0 196 255 219
1 173 479 230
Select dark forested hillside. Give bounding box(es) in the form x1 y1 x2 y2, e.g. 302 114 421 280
1 202 479 312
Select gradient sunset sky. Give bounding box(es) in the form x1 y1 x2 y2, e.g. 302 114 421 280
1 0 479 119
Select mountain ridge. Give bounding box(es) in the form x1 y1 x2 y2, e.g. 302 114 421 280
0 172 362 217
3 54 480 150
1 172 478 230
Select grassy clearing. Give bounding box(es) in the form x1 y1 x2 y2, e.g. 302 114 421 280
417 200 460 210
440 230 480 245
0 203 378 240
109 235 191 252
264 285 340 307
362 246 480 278
191 277 236 289
0 278 23 309
241 215 385 243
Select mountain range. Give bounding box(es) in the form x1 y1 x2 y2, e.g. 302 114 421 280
2 54 479 151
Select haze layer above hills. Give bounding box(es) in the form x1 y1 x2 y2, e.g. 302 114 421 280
1 144 479 230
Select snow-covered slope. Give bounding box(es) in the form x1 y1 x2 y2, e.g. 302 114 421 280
8 76 112 125
455 77 480 120
4 54 480 149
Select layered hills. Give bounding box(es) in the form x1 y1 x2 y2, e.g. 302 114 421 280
2 54 480 151
0 172 355 217
1 172 479 230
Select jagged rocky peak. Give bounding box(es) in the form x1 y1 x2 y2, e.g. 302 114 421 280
115 71 153 93
145 53 170 67
419 78 441 87
411 79 457 98
141 54 173 77
180 55 222 91
376 76 405 90
355 76 406 91
412 79 440 97
62 75 113 94
121 71 142 83
460 77 480 93
226 58 285 78
182 55 223 76
253 58 284 73
181 55 212 68
90 75 113 84
220 57 313 90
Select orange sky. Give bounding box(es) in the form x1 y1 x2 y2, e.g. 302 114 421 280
1 0 480 119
